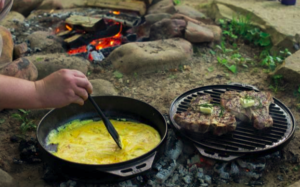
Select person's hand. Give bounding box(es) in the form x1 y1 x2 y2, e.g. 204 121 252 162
35 69 93 108
0 0 5 10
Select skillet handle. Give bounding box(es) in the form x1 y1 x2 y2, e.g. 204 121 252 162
195 145 242 162
99 151 157 177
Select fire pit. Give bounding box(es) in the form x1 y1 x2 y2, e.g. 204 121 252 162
54 11 144 63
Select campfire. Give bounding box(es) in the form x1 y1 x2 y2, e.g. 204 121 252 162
54 11 143 62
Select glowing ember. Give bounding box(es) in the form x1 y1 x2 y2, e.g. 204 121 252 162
113 11 121 15
65 25 72 31
67 24 123 55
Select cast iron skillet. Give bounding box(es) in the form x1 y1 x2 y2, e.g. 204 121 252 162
37 96 168 183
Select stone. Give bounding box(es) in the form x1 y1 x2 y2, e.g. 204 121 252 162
171 13 204 25
0 169 14 187
271 50 300 86
13 42 28 59
11 0 44 17
0 57 38 81
27 31 64 54
205 25 222 43
184 21 214 43
37 0 63 10
107 38 193 74
207 0 300 53
175 5 206 20
145 13 172 25
0 11 25 29
0 26 14 63
289 180 300 187
26 54 90 80
149 18 186 40
90 79 118 96
148 0 176 14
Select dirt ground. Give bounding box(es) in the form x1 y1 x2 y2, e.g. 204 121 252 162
1 0 300 186
1 42 300 186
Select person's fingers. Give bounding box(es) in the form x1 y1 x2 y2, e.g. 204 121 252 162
73 95 85 106
72 70 87 78
75 77 93 94
0 0 4 10
74 86 89 100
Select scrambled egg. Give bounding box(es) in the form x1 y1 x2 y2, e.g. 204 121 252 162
47 119 161 164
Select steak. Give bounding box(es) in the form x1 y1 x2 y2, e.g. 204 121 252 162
174 94 237 136
220 90 274 129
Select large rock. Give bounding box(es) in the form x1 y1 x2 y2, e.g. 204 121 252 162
205 25 222 43
107 38 193 74
13 43 28 59
271 50 300 86
37 0 63 10
150 18 186 40
208 0 300 53
175 5 206 20
148 0 176 14
145 13 172 25
12 0 44 17
26 54 90 79
0 169 14 187
90 79 118 96
0 11 25 29
27 31 64 54
184 21 214 43
171 13 204 25
0 57 38 81
0 26 13 64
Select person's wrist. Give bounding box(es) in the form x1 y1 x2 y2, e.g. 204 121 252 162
34 80 47 108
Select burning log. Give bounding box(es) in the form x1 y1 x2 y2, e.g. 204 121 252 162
86 0 147 15
65 15 106 32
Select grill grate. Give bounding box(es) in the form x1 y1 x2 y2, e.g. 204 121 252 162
170 85 295 155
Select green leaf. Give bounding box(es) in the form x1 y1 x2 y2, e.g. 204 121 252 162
209 50 216 55
19 109 27 114
0 119 5 124
260 32 270 38
207 67 214 72
225 64 237 74
36 57 44 62
11 114 22 120
113 71 123 79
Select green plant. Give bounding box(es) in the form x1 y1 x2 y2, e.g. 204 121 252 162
269 75 284 94
0 119 5 124
11 109 36 133
207 67 214 72
216 41 233 53
173 0 181 5
217 56 237 74
261 48 291 71
113 71 123 79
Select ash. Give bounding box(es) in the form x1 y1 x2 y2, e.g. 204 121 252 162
41 129 284 187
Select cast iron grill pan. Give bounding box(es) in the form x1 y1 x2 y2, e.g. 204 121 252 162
169 84 295 161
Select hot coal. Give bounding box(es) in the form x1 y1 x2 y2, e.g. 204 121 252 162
18 138 42 164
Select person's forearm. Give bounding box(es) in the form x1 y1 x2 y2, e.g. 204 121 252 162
0 75 43 109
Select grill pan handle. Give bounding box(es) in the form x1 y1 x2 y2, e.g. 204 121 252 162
195 146 243 161
228 83 260 91
99 151 157 177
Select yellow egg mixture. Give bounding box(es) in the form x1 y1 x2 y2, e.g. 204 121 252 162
47 119 161 164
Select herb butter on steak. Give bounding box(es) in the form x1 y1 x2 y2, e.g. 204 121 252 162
174 94 237 136
220 90 274 129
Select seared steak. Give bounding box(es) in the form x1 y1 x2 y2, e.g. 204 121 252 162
174 94 237 136
220 90 273 129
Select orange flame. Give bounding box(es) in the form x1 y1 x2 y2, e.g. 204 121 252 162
113 11 120 15
66 25 72 31
68 24 123 55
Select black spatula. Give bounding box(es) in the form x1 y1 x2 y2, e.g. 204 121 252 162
88 95 122 149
